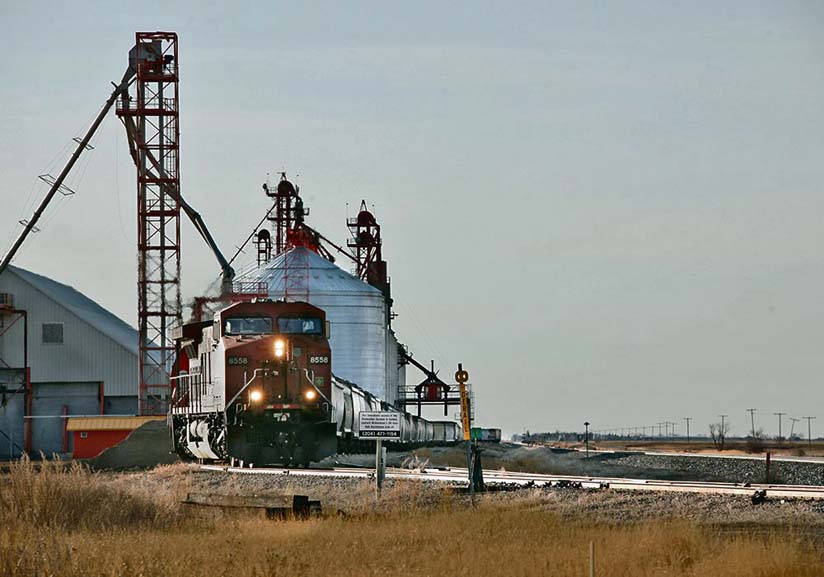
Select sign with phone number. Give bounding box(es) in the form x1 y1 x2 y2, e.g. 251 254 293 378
358 411 401 440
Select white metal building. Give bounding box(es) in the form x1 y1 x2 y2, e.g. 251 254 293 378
234 247 404 404
0 265 138 459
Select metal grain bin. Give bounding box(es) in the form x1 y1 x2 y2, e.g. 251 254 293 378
235 247 394 400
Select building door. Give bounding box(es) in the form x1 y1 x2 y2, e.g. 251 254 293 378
0 367 26 459
31 382 99 456
0 393 25 460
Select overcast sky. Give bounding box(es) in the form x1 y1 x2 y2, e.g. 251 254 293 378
1 1 823 437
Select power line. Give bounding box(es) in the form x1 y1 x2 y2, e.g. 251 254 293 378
803 416 816 448
789 417 800 440
774 412 786 441
719 415 729 449
746 408 756 438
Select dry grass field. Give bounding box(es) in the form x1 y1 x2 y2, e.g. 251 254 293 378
1 458 822 577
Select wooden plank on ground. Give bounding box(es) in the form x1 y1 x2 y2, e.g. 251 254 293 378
184 492 309 512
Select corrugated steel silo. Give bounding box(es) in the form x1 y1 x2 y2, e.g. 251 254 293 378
234 247 394 401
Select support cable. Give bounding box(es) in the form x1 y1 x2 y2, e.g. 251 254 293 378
0 68 135 277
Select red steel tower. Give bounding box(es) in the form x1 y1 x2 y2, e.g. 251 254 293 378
347 201 390 303
266 174 308 255
263 174 314 301
117 33 181 415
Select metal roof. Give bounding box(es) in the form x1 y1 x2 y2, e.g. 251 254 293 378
66 415 164 431
234 247 383 296
6 265 138 356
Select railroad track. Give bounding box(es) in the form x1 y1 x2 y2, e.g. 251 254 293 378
199 464 824 500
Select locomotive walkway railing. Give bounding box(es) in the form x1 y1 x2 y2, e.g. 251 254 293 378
170 372 203 415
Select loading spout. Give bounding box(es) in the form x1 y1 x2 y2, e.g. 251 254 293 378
182 203 235 293
0 67 135 277
118 114 234 292
401 350 449 388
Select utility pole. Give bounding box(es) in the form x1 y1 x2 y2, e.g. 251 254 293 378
803 417 816 449
789 417 800 442
684 417 692 444
719 414 728 450
746 408 757 438
774 412 786 443
658 422 663 437
584 421 590 458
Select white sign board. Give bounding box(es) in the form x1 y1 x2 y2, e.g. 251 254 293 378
358 411 401 440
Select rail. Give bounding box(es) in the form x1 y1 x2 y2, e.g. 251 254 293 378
230 281 269 298
395 384 475 419
170 372 204 415
116 96 178 114
198 464 824 500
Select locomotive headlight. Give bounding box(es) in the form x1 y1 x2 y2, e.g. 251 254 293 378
304 389 317 401
274 338 286 358
249 389 264 403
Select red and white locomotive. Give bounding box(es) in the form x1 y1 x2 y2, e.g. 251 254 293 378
170 299 460 466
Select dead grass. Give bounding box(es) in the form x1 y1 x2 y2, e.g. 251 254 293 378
0 457 182 532
1 459 822 577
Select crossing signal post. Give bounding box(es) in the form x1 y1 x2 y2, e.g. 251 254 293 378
456 365 470 441
456 365 471 497
456 364 483 500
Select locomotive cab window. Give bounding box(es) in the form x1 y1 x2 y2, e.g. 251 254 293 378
224 317 273 336
277 316 323 335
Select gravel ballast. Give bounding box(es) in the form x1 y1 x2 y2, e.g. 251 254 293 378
163 467 824 528
400 443 824 486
